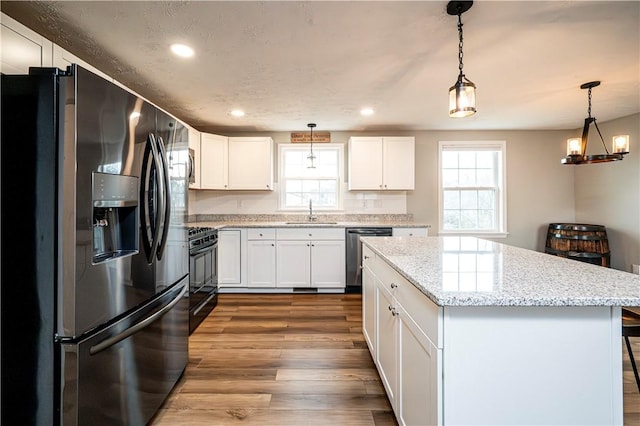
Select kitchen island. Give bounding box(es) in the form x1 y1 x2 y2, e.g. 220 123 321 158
361 236 640 426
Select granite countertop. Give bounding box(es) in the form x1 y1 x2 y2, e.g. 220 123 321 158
362 236 640 307
191 221 430 229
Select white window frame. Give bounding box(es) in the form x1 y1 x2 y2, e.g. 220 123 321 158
438 140 508 238
278 143 344 211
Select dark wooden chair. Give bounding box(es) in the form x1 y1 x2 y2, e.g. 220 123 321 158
622 308 640 392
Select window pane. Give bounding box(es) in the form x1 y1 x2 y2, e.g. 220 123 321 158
459 168 475 186
460 190 477 209
442 151 458 169
477 190 494 209
281 146 342 210
476 151 494 168
443 210 460 229
443 190 460 209
460 210 478 229
478 210 495 229
459 151 476 168
442 169 458 187
476 169 494 186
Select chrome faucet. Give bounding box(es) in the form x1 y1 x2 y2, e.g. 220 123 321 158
308 199 317 221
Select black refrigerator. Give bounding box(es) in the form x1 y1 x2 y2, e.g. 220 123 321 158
1 65 189 425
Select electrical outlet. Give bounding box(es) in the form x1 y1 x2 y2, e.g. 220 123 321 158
633 264 640 275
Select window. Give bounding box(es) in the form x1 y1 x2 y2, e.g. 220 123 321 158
438 141 507 236
279 144 343 210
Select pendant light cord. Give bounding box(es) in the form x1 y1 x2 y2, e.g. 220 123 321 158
457 13 465 80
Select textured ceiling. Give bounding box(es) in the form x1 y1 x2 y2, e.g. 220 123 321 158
2 1 639 133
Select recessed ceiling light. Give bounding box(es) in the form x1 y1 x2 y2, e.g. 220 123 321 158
230 109 245 117
360 107 375 116
170 43 194 58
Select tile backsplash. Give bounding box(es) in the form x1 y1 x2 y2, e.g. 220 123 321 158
189 183 407 216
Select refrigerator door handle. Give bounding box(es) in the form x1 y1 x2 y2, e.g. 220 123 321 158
140 133 163 263
89 282 187 356
155 135 172 260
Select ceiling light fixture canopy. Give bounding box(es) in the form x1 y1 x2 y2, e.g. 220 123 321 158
447 1 476 118
561 81 630 165
307 123 316 169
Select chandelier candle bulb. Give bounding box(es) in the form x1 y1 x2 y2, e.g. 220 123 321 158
613 135 630 154
567 138 582 156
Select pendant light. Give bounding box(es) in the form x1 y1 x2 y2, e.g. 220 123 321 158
447 1 476 118
561 81 630 165
307 123 316 169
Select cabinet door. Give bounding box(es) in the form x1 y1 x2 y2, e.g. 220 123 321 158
218 230 242 286
398 304 440 426
362 266 377 354
276 240 310 287
383 137 415 190
310 239 345 288
247 240 276 288
348 137 383 190
228 137 273 190
188 128 201 189
200 133 229 189
376 284 398 409
1 14 53 73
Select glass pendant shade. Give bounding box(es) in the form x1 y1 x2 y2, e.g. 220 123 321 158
567 138 582 156
613 135 630 154
449 78 476 118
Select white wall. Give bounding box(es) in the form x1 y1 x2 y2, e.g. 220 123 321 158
574 113 640 272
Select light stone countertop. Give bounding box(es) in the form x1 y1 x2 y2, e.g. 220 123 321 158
362 236 640 307
191 221 430 229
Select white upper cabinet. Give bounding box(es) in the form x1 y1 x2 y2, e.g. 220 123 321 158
200 133 229 190
228 137 273 190
348 136 415 190
1 14 52 74
199 135 273 191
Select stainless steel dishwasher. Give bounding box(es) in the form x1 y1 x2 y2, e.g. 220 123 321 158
345 227 392 293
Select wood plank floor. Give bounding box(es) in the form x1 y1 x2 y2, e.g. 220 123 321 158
150 293 640 425
150 294 396 426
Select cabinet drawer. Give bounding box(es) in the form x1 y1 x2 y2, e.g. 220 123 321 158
392 227 428 237
247 228 276 240
277 227 344 240
377 260 441 348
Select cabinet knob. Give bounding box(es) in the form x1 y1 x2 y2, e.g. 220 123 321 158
266 184 270 188
259 233 263 236
271 243 275 246
311 244 315 247
364 255 370 260
379 184 383 188
307 243 310 247
224 184 227 188
308 233 312 237
409 233 413 236
390 283 397 289
384 184 387 188
388 305 398 316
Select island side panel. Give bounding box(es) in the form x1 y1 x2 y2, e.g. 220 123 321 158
442 305 623 425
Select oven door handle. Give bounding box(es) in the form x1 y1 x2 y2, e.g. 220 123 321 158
190 242 218 256
89 282 187 356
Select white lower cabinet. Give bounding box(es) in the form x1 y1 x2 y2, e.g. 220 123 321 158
363 244 442 425
218 229 242 287
275 240 310 287
397 303 441 426
376 284 399 409
362 264 377 353
275 228 345 289
247 229 276 288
